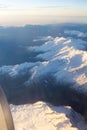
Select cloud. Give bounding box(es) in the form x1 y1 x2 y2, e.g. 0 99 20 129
64 30 87 38
36 6 70 9
0 4 9 9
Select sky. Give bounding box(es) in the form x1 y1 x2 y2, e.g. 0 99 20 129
0 0 87 26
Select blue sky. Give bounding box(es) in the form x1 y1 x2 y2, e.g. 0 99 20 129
0 0 87 26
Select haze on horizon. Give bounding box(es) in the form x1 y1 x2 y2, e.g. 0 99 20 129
0 0 87 26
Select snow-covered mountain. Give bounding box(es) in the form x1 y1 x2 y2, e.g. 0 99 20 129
0 32 87 129
1 36 87 85
10 101 86 130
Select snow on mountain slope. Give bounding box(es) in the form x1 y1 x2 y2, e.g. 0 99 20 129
25 36 87 87
10 101 86 130
0 36 87 108
0 36 87 87
0 36 87 129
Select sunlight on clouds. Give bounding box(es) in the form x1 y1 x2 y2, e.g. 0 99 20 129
0 1 87 26
0 0 86 16
0 6 87 16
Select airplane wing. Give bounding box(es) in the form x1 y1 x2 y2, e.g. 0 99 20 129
0 86 14 130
